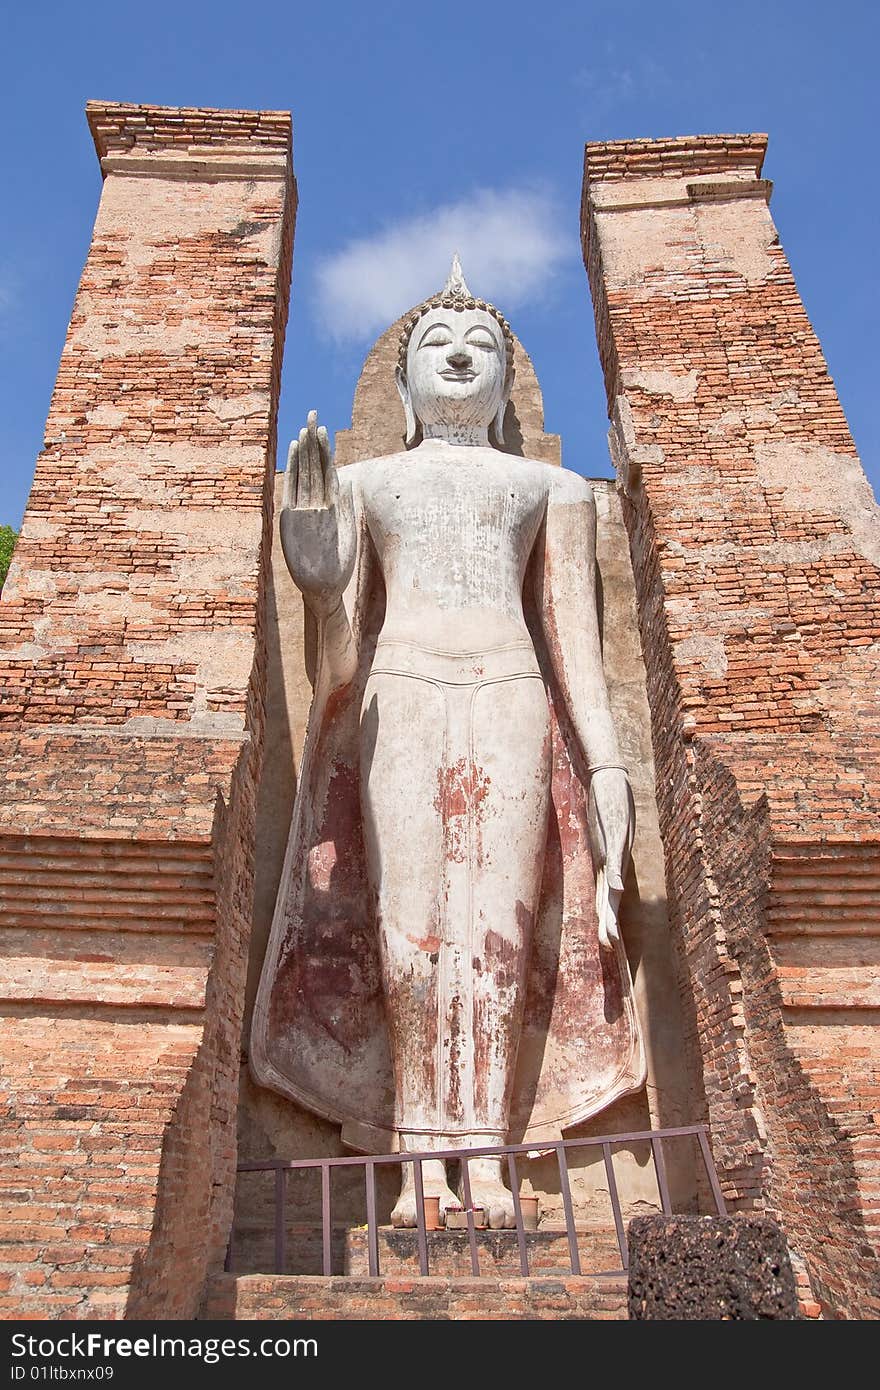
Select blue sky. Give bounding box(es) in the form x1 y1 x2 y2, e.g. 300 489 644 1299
1 0 877 527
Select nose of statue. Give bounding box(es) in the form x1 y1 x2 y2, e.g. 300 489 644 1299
446 348 471 369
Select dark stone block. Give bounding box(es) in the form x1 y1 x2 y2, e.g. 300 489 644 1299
627 1215 799 1320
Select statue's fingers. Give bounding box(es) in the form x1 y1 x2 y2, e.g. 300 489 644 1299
587 786 606 863
601 816 629 891
317 423 330 459
306 410 324 505
283 439 298 511
606 885 623 946
318 426 339 506
596 869 611 950
296 426 311 507
604 861 625 893
306 410 319 491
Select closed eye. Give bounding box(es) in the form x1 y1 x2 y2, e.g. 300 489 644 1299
418 329 454 348
465 332 498 350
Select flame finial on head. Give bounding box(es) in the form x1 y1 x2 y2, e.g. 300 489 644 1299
444 252 471 298
397 255 515 386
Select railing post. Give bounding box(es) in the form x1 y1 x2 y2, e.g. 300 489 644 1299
274 1167 286 1275
697 1126 728 1215
650 1135 672 1214
365 1159 379 1277
321 1163 332 1276
507 1152 529 1275
412 1158 430 1277
459 1157 481 1277
601 1141 628 1271
556 1143 581 1275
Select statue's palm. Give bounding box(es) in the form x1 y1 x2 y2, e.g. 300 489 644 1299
280 411 356 616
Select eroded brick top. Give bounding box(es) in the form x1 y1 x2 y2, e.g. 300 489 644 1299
87 101 292 160
2 100 296 737
584 133 767 183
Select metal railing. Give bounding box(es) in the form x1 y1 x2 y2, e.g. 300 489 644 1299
232 1124 726 1279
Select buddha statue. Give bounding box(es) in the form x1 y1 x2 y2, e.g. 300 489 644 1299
251 259 641 1228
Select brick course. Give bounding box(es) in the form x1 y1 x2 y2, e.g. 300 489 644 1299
582 133 880 1318
201 1272 628 1320
0 102 295 1318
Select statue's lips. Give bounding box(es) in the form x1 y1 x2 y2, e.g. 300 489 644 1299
438 370 477 382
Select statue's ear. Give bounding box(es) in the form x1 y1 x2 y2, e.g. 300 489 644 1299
490 364 515 450
395 365 418 448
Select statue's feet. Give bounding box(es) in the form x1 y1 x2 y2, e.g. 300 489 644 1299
463 1158 517 1230
391 1159 458 1228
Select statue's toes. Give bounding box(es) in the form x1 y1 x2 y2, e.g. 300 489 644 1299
391 1198 416 1228
488 1202 508 1230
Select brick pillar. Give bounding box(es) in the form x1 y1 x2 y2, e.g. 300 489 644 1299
0 103 295 1318
582 134 880 1317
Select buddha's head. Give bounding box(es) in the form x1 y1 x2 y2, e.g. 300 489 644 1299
396 256 515 448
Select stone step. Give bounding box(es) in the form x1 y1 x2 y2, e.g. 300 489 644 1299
202 1272 629 1321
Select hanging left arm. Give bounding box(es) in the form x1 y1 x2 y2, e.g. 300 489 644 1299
533 471 635 948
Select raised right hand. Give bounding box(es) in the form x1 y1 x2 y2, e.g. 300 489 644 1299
280 410 356 618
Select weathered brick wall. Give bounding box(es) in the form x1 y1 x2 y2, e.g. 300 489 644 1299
0 102 295 1317
694 745 880 1316
582 134 880 1318
202 1272 628 1320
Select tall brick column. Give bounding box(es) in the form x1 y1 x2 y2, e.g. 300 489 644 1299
0 103 295 1317
582 135 880 1318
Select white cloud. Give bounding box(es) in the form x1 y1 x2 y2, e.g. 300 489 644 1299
0 272 16 323
576 65 636 107
573 48 676 116
313 186 569 342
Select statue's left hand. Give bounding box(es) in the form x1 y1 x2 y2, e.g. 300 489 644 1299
587 768 635 950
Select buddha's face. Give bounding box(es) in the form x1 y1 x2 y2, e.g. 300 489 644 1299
404 306 507 434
